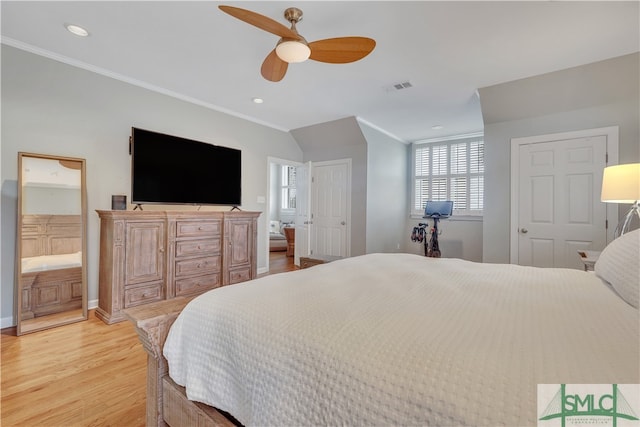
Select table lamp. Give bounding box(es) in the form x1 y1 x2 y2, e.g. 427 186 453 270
601 163 640 237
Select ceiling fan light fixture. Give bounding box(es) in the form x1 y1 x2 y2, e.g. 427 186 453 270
218 5 376 81
276 40 311 63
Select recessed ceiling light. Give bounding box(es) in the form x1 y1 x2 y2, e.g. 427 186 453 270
65 24 89 37
252 97 264 104
432 125 444 130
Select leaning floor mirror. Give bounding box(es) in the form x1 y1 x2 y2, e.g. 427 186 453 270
16 152 88 335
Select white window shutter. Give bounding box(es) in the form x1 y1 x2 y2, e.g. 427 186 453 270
412 136 484 216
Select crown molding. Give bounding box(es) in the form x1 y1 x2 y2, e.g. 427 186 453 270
355 117 407 144
1 37 290 133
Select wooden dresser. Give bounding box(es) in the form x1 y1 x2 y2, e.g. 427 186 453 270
96 210 259 324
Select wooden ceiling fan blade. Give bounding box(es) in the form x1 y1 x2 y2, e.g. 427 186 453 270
219 5 298 39
308 37 376 64
261 49 288 82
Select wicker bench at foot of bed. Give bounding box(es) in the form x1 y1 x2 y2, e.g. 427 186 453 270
163 376 236 427
124 298 237 427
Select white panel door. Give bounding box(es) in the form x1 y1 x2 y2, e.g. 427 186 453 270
516 136 607 269
310 160 350 257
294 162 311 266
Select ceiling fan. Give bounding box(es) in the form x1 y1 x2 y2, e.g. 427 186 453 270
218 5 376 82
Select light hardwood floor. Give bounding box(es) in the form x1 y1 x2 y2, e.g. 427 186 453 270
1 312 147 426
1 252 295 427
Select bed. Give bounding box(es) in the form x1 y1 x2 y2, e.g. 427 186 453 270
125 228 639 427
20 215 83 320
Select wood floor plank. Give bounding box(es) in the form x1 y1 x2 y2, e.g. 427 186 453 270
1 312 147 427
1 252 294 426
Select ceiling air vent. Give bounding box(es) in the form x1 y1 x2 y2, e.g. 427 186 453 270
394 81 413 90
385 81 413 92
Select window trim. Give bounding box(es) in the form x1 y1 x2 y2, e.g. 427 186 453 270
280 164 296 213
411 132 484 218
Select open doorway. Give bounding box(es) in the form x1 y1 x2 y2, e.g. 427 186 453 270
267 157 300 273
265 157 352 272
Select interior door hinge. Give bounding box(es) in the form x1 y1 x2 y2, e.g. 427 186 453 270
606 219 608 229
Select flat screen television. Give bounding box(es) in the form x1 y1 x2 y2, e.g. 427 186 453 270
131 127 241 206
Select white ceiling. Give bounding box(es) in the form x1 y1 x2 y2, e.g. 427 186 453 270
2 1 638 142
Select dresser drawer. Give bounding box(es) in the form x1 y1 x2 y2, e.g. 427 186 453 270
175 256 221 277
175 273 221 296
228 267 251 285
124 282 163 308
175 238 220 257
176 220 221 238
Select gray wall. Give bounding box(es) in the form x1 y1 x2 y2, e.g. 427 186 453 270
291 116 484 261
23 187 82 215
479 53 640 263
405 217 484 262
1 45 302 326
358 121 409 254
291 117 369 256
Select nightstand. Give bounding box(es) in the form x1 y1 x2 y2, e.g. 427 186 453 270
283 226 295 257
299 255 343 269
577 250 601 271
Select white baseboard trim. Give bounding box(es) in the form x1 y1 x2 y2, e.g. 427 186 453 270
257 266 268 275
1 299 99 329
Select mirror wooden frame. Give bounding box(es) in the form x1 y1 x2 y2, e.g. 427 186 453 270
15 152 88 335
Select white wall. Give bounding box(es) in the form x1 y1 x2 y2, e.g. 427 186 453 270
1 46 302 326
479 53 639 263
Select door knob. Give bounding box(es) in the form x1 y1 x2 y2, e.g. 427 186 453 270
341 221 346 225
520 228 528 234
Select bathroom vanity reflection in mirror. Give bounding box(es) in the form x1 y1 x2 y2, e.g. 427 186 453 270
16 153 88 335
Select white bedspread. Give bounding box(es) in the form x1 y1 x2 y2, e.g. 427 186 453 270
21 251 82 273
164 253 639 426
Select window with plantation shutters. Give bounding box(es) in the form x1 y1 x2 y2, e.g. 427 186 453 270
412 135 484 217
281 165 296 211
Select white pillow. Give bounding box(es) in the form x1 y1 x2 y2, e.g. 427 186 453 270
269 220 281 234
595 228 640 308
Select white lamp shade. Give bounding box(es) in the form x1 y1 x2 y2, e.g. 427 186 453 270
601 163 640 203
275 41 311 63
